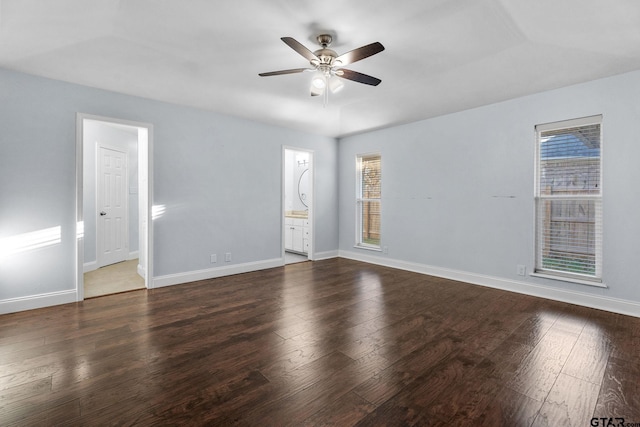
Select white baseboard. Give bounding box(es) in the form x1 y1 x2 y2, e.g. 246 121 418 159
128 251 139 260
83 260 98 273
0 290 77 315
339 250 640 318
137 263 145 278
314 250 339 261
10 252 638 318
152 258 284 289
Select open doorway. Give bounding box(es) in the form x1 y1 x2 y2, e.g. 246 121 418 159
76 114 153 299
283 147 313 264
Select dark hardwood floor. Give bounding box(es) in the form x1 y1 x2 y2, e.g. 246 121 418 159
1 258 639 426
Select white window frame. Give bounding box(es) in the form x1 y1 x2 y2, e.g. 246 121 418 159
356 153 381 250
533 115 604 285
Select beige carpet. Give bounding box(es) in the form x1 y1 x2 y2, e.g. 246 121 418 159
84 259 145 298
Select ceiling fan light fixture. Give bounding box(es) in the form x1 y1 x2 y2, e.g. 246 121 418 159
329 77 344 93
310 83 324 97
311 74 326 89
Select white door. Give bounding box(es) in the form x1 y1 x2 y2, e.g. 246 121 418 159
292 226 304 252
97 146 128 267
285 223 294 250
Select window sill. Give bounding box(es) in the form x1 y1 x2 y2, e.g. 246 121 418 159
354 244 382 252
530 272 607 288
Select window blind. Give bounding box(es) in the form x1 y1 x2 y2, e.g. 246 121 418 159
360 155 381 199
535 117 602 280
357 154 381 248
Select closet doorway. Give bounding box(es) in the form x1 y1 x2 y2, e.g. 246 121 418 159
283 148 314 264
76 114 153 299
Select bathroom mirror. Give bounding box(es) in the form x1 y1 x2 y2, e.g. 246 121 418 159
298 169 309 207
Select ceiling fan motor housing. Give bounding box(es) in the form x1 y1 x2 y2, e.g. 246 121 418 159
313 48 338 66
312 35 338 67
317 34 332 47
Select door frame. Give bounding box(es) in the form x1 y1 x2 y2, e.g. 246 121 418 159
75 113 154 300
96 143 129 269
282 146 315 261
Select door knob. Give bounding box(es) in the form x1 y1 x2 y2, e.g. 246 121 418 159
100 211 107 216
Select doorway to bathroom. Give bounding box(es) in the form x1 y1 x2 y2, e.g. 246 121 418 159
283 148 313 264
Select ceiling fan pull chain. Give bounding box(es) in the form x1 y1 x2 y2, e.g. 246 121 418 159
323 82 328 108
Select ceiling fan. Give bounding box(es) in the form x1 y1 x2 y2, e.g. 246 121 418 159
259 34 385 102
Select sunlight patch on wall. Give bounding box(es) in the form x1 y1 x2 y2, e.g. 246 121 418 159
0 226 62 259
151 204 166 221
76 221 84 240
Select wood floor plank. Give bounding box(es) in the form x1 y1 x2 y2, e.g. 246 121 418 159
594 355 640 421
6 398 81 427
355 353 477 426
302 391 376 426
562 325 612 385
531 373 600 427
1 391 81 426
199 351 357 425
411 350 505 424
475 386 542 427
352 331 459 406
0 376 51 405
243 350 392 426
0 258 638 425
507 322 581 401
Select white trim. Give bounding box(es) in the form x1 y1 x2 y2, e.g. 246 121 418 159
83 260 98 273
535 114 602 132
355 152 382 249
534 115 603 282
153 258 283 288
128 250 139 260
314 250 339 260
530 272 606 288
137 263 145 278
354 244 382 252
76 113 154 299
282 146 314 261
339 250 640 318
75 115 84 301
0 290 77 315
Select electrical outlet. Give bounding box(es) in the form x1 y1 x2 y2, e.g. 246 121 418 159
225 252 231 262
517 264 526 276
210 254 217 264
383 246 389 254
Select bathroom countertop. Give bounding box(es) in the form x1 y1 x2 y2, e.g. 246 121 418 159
285 210 308 219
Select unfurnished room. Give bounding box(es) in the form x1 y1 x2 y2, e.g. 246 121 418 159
1 1 640 425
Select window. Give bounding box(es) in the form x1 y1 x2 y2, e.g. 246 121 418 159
534 115 602 282
356 154 381 249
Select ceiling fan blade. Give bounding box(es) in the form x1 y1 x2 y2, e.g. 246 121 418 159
336 69 382 86
334 42 384 66
259 68 309 77
281 37 319 63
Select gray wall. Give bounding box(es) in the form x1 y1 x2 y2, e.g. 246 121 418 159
339 70 640 304
0 68 338 304
3 63 639 314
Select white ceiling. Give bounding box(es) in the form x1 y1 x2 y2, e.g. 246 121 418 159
2 0 640 138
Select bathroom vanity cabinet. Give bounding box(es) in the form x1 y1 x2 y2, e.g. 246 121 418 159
285 216 309 254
